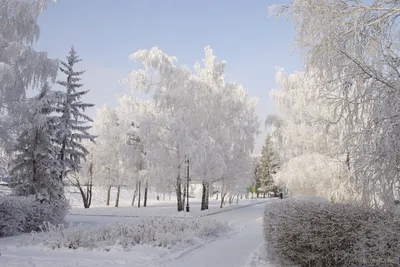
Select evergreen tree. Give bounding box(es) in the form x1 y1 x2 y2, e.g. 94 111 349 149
253 161 261 196
258 134 280 193
10 82 64 203
56 47 95 179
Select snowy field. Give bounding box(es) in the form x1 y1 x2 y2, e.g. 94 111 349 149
66 185 271 217
0 186 278 267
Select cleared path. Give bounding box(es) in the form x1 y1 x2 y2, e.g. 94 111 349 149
146 202 277 267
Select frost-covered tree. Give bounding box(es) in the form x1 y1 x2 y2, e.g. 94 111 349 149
56 47 95 180
0 0 58 159
219 149 253 207
257 134 280 194
123 47 200 211
10 82 64 203
268 69 351 201
122 46 258 211
271 0 400 210
116 96 148 207
92 100 145 208
190 47 258 210
92 105 119 205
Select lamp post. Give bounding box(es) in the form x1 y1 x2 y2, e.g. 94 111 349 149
186 158 190 212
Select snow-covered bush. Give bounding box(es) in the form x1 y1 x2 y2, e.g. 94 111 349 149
264 198 400 267
23 217 229 250
0 195 69 237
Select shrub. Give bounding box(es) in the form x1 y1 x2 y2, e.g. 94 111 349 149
264 198 400 267
22 217 229 250
0 195 70 237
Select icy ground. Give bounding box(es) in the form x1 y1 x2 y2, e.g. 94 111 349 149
0 200 277 267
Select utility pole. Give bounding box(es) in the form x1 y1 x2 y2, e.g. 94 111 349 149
186 158 190 212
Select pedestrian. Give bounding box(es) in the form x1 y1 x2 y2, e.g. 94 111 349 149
279 192 283 199
157 195 160 201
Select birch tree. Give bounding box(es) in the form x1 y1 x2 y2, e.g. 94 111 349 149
122 47 198 211
271 0 400 209
93 105 119 205
268 69 352 201
122 46 258 211
0 0 58 158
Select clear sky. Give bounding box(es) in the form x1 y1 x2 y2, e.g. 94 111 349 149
34 0 303 155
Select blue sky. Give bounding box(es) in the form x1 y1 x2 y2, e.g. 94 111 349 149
34 0 303 154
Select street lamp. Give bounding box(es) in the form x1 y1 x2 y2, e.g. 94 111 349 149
185 158 190 212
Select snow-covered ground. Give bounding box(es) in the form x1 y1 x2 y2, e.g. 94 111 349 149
0 197 277 267
66 185 270 217
69 198 270 218
152 203 278 267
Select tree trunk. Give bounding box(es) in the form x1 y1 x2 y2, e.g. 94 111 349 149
106 185 112 206
201 181 207 210
59 136 67 182
86 162 93 208
220 192 227 208
78 186 88 208
144 178 148 207
176 172 183 211
182 182 186 210
205 181 209 209
163 193 166 201
216 193 218 200
115 185 121 207
236 194 239 204
138 180 141 208
79 183 93 209
131 182 138 206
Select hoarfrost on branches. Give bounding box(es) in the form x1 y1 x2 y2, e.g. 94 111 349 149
122 46 259 211
270 0 400 210
0 0 58 150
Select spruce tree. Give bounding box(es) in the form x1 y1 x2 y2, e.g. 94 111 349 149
56 47 95 179
258 134 280 193
10 82 64 202
253 161 262 197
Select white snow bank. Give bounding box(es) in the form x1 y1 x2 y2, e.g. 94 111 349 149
20 217 230 251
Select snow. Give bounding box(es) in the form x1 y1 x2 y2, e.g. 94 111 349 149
66 185 269 217
154 203 277 267
69 198 270 218
246 244 277 267
0 199 278 267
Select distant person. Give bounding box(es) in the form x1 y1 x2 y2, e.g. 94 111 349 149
279 192 283 199
157 195 160 201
